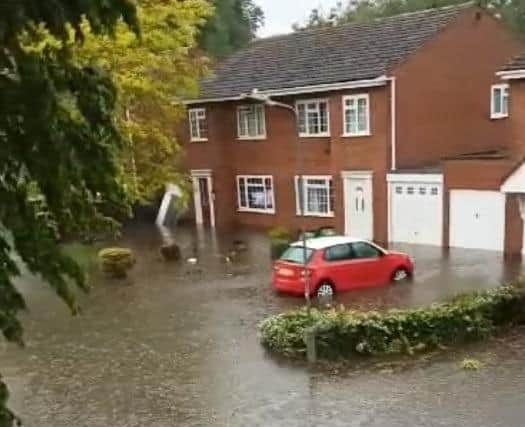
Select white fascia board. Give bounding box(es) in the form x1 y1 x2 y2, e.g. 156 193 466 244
183 76 388 105
387 173 443 184
495 69 525 80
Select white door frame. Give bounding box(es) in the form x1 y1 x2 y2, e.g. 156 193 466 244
518 195 525 254
191 169 215 228
341 171 374 239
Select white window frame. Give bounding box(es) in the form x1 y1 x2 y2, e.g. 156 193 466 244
295 175 334 217
236 175 275 214
237 104 266 140
295 98 330 137
188 108 208 141
491 84 509 119
342 94 371 137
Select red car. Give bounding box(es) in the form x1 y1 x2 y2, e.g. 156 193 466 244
272 236 414 298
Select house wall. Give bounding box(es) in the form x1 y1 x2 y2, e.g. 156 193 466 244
183 86 390 241
393 9 522 169
508 79 525 157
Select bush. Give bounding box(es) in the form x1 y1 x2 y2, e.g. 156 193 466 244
98 247 136 278
259 285 525 359
268 226 292 241
270 238 291 260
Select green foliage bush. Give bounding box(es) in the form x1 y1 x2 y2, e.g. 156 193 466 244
268 226 292 241
270 239 291 260
98 247 136 278
259 285 525 358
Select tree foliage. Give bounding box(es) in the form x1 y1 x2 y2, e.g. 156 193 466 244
0 1 137 425
199 0 264 57
74 0 212 204
295 0 525 33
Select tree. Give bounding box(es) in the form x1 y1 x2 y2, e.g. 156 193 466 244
0 1 137 425
295 0 525 33
74 0 213 204
199 0 264 57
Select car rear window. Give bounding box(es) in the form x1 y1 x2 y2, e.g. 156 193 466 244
279 246 315 264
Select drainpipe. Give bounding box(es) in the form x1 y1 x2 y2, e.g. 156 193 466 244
386 77 397 171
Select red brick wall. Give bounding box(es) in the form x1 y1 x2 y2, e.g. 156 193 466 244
393 9 522 169
508 80 525 157
505 194 523 254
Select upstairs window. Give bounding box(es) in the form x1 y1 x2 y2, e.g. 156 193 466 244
295 176 334 217
343 94 370 136
491 84 509 119
189 108 208 141
296 99 330 137
237 105 266 139
237 175 275 214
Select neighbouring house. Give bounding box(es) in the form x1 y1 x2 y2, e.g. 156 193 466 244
182 2 525 253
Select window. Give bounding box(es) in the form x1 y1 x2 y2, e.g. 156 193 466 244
296 99 330 137
280 246 315 264
419 187 427 195
350 242 383 259
295 176 334 217
431 187 439 196
491 84 509 119
395 186 403 195
237 175 275 214
324 244 353 262
188 108 208 141
237 105 266 139
343 94 370 136
407 187 415 195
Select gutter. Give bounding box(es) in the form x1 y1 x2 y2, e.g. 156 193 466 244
496 69 525 80
183 75 389 105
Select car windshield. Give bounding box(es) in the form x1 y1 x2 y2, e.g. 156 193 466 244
279 246 314 264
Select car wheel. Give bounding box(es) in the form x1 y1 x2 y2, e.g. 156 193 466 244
392 268 409 283
316 282 335 298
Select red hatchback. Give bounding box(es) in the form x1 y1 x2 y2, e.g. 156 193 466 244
272 236 414 298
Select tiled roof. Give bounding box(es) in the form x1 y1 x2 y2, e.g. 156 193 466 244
198 2 474 100
501 54 525 71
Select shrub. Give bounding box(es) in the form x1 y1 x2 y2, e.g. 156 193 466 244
317 227 337 237
270 238 291 260
98 247 136 278
268 226 292 241
259 285 525 359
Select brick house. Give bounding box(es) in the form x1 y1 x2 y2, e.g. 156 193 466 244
183 3 524 252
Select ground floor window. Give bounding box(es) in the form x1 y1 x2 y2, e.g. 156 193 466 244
237 175 275 214
295 176 334 217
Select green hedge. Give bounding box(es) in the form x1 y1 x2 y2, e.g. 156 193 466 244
259 285 525 358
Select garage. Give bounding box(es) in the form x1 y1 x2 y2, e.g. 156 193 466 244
449 190 506 251
387 174 444 246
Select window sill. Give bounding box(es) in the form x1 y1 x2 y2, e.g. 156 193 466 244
238 208 275 215
341 132 371 138
190 138 208 143
490 114 508 120
298 134 331 138
237 136 267 141
296 212 335 218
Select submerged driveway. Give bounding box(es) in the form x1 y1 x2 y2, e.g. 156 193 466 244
2 225 525 426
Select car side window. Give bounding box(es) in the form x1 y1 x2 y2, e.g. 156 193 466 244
324 244 353 262
350 242 382 259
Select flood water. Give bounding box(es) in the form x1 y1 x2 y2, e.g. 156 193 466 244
2 224 525 426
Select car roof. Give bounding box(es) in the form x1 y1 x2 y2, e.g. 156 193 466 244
290 236 365 250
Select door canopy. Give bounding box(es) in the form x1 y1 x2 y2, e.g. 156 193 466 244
501 162 525 193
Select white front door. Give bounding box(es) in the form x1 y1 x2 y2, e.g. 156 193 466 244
342 171 373 239
388 174 443 246
449 190 505 251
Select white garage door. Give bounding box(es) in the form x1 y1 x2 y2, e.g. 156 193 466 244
388 176 443 246
449 190 506 251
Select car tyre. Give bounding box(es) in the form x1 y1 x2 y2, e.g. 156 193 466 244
392 268 410 283
316 282 335 298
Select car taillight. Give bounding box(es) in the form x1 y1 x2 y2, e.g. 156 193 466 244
300 269 313 278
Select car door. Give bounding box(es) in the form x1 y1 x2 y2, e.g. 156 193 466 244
348 242 389 287
323 244 357 291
